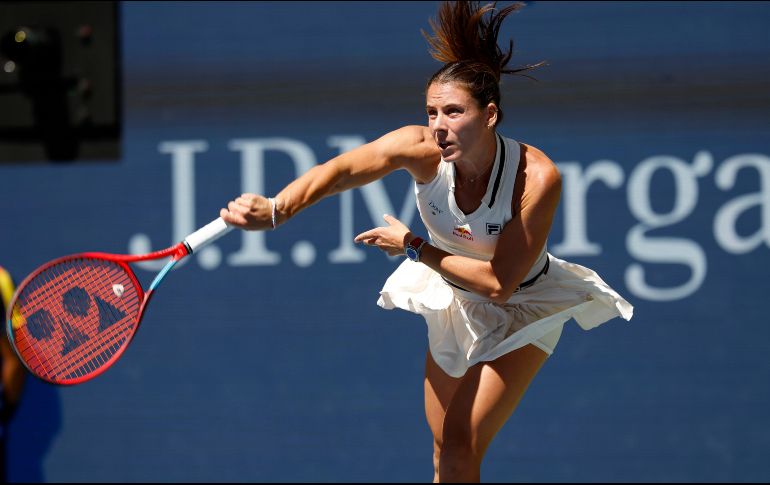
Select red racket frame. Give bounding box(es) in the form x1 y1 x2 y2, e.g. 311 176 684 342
7 242 189 385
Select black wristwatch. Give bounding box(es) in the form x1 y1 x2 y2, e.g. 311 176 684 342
405 236 427 262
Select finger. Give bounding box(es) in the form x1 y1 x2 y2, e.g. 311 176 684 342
354 229 380 243
220 208 248 226
360 236 378 246
228 201 246 214
383 213 405 228
355 235 379 247
235 196 255 208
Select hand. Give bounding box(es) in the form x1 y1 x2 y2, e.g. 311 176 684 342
354 214 413 257
220 193 274 231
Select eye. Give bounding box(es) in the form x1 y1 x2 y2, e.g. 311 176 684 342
427 109 437 119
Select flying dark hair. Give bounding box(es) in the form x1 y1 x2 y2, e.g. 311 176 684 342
422 1 545 126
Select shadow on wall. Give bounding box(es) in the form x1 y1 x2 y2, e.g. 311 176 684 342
7 378 61 482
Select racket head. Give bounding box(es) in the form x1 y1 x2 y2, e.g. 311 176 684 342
6 255 145 385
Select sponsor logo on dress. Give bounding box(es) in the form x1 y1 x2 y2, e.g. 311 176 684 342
428 200 444 215
453 224 474 241
486 223 502 235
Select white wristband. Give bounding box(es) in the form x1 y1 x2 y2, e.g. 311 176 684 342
268 197 277 229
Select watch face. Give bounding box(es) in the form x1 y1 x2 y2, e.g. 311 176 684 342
406 247 418 261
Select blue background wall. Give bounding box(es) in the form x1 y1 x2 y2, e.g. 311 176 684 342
2 1 770 481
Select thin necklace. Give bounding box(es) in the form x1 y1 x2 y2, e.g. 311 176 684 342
457 160 493 186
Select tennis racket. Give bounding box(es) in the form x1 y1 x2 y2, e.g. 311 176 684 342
5 217 233 386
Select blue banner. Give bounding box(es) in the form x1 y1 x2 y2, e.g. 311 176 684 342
1 1 769 481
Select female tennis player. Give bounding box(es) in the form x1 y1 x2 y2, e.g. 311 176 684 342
221 2 633 481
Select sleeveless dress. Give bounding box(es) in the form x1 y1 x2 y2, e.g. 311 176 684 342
377 134 634 377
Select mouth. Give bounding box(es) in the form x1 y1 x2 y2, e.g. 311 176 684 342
438 142 451 150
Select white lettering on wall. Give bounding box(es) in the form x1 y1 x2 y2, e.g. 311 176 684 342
327 136 368 263
624 151 712 301
714 154 770 254
129 140 208 270
129 139 770 302
227 138 317 267
326 136 418 263
552 161 625 256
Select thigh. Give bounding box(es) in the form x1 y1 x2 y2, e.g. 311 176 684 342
442 344 549 455
424 350 462 443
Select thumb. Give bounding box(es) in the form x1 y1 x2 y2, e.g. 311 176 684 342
383 213 397 224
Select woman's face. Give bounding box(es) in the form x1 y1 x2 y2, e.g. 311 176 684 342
426 82 496 162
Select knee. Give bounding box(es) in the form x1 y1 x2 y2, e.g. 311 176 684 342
432 443 440 481
437 439 481 482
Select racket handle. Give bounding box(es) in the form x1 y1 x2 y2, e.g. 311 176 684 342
184 217 233 253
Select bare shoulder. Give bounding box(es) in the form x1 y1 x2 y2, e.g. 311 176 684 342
380 125 433 146
520 142 561 193
514 142 562 214
378 126 441 182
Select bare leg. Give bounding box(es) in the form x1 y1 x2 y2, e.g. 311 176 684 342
424 351 463 482
425 344 548 482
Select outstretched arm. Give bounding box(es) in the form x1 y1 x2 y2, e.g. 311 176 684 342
220 125 440 230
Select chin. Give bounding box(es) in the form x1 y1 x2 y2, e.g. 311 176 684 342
441 148 461 162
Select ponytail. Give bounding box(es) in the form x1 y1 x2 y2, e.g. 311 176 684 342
422 1 545 125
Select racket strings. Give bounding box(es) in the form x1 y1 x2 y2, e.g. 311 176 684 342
11 258 142 383
20 261 135 379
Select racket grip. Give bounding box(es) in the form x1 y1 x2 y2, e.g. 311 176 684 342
184 217 234 253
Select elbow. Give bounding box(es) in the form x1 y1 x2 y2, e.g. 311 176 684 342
482 267 515 303
486 284 514 304
488 291 512 305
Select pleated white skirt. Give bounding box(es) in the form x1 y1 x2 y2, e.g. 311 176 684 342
377 253 634 377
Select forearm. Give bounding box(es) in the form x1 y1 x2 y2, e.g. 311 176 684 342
272 162 343 224
418 244 514 303
354 217 529 303
273 145 393 226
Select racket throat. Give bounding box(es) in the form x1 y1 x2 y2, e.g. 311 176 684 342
149 258 180 291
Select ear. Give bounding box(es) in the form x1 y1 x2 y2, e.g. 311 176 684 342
486 103 498 128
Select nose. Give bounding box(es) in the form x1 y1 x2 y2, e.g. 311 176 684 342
430 112 448 137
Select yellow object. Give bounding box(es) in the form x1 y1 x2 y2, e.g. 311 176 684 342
0 266 23 330
0 266 13 309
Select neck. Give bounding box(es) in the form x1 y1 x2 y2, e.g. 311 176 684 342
455 132 497 186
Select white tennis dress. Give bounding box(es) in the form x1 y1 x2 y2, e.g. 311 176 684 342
377 134 634 377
